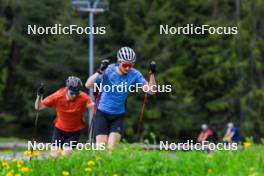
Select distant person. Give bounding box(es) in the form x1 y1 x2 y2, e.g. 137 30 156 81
223 122 241 143
197 124 215 143
34 76 94 158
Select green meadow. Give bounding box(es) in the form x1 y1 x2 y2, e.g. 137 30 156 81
1 144 263 176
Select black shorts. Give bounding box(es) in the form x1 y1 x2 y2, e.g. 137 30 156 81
94 109 124 136
207 135 214 142
51 127 80 148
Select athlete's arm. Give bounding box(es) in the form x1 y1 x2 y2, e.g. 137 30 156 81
223 132 228 141
34 95 46 110
85 72 101 88
197 132 204 142
202 133 209 141
226 132 234 141
143 74 157 95
223 131 233 142
85 60 109 88
86 102 95 109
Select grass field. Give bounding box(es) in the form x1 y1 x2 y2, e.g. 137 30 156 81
0 144 263 176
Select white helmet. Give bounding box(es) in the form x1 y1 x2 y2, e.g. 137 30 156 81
117 47 136 63
227 122 234 128
201 124 208 130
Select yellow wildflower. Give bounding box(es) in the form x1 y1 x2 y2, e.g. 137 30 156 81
23 150 32 156
33 151 40 156
243 142 252 149
208 168 212 174
2 161 8 166
57 150 63 155
20 167 29 172
2 162 10 169
96 157 102 161
112 174 119 176
84 168 92 172
17 160 24 165
12 159 17 162
62 171 70 176
5 172 13 176
87 160 95 166
15 174 21 176
5 170 14 176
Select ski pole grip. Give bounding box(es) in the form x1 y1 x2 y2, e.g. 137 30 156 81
149 60 156 74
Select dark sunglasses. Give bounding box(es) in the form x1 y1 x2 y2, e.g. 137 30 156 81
121 63 133 69
69 90 80 96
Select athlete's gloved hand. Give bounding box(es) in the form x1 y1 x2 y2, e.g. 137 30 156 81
97 59 110 74
37 83 45 96
149 60 156 74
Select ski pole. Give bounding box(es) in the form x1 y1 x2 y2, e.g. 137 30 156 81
88 72 106 142
136 72 151 139
136 61 156 140
30 83 44 160
30 103 40 161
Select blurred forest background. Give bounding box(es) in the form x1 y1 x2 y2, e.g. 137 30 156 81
0 0 264 142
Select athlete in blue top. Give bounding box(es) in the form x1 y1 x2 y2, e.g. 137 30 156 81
85 47 156 149
223 122 241 143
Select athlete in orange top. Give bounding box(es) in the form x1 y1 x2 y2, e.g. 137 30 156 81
35 76 94 158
